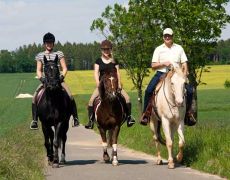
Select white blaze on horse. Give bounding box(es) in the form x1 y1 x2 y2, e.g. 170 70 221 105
150 64 187 169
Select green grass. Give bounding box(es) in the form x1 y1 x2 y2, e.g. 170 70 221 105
0 65 229 179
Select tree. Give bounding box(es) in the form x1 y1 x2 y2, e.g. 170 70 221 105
90 0 230 113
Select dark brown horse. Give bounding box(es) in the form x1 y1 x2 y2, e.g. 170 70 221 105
37 56 72 168
95 68 126 166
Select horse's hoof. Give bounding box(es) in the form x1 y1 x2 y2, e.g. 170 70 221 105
60 159 66 165
176 154 183 163
103 153 110 162
52 163 59 168
156 159 163 165
168 161 175 169
112 160 119 166
48 160 53 166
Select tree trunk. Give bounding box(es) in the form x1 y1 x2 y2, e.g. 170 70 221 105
137 86 143 118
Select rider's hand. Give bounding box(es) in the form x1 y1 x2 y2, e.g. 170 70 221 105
163 61 171 67
59 75 65 83
39 77 46 84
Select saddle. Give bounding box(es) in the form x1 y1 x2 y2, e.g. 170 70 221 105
93 94 126 122
142 74 167 123
35 85 67 106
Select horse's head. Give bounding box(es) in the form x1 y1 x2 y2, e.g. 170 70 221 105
168 64 186 106
43 55 61 90
99 68 119 100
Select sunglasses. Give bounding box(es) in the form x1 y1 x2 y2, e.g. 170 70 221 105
163 34 173 39
101 48 111 51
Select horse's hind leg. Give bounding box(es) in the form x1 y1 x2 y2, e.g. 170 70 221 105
149 120 162 165
99 127 110 162
176 121 185 163
111 126 120 166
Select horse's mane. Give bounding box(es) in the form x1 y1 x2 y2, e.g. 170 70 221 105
166 65 186 80
98 68 118 99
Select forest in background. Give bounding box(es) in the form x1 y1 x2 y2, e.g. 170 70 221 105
0 39 229 73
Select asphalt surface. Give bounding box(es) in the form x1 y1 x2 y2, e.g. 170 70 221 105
45 124 224 180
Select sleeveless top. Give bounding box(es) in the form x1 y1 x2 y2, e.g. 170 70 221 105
95 58 118 80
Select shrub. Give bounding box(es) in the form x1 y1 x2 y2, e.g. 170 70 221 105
224 79 230 88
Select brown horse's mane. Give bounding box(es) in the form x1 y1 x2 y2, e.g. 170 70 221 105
98 68 118 99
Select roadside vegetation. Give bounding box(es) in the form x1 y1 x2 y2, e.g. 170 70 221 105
0 65 229 179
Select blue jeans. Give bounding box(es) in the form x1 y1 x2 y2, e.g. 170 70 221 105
143 71 165 113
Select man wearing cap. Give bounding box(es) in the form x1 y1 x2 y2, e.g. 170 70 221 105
140 28 189 125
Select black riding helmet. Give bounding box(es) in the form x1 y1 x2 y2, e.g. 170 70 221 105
100 40 112 49
43 32 55 44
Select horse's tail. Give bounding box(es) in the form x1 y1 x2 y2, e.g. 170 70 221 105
156 120 166 145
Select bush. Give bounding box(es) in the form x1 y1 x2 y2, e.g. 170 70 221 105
224 79 230 88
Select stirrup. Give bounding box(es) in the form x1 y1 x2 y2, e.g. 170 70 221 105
127 115 135 127
140 115 149 126
85 119 94 129
30 120 38 130
72 117 80 127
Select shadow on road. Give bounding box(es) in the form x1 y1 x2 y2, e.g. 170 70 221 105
65 160 98 166
118 159 148 165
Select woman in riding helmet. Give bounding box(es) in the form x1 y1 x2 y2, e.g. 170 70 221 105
30 32 80 129
85 40 135 129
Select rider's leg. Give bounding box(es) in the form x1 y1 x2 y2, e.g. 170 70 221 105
120 89 135 127
85 88 99 129
61 82 80 127
30 84 43 130
184 83 197 126
140 71 164 125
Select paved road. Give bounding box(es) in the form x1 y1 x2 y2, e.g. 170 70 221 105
45 125 224 180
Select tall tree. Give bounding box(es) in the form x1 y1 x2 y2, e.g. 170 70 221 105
91 0 230 113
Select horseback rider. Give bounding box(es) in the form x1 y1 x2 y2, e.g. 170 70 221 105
30 32 80 130
85 40 135 129
140 28 196 126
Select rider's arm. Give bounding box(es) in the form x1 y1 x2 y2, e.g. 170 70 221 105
115 65 122 89
151 61 171 70
60 57 68 77
94 64 100 87
182 62 189 76
36 61 43 79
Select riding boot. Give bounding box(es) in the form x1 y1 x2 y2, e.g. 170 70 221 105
140 94 154 126
126 103 135 127
85 106 94 129
30 103 38 130
71 99 80 127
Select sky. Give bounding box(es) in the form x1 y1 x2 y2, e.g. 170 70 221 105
0 0 230 51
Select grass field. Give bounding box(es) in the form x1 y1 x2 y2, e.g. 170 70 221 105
0 65 229 179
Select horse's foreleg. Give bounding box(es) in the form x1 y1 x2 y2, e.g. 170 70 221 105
99 127 110 162
150 120 162 165
53 123 62 168
111 126 120 166
162 118 174 169
48 126 54 164
42 125 53 165
176 121 185 163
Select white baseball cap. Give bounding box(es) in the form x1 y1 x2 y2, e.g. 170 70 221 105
163 28 173 35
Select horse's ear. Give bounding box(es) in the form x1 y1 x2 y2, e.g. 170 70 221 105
54 54 58 64
43 55 48 64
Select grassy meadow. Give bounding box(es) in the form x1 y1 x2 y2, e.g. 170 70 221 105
0 65 229 179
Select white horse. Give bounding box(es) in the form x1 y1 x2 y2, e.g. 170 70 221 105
149 65 186 169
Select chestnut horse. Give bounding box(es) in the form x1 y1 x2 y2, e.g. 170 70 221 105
149 64 186 169
37 56 72 168
95 68 126 166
